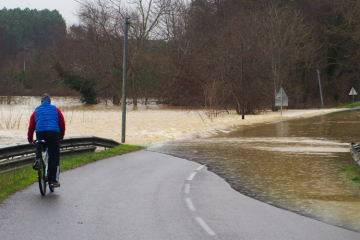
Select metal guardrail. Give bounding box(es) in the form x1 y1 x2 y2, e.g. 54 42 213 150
350 142 360 166
0 136 120 173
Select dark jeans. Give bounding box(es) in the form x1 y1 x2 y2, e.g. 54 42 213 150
36 131 60 182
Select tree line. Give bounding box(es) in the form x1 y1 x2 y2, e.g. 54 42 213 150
0 8 66 98
1 0 360 113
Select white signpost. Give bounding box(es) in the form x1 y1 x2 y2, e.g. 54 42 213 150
349 87 357 103
275 87 288 116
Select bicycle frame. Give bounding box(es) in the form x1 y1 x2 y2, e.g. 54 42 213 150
42 146 49 180
38 140 49 172
37 140 52 195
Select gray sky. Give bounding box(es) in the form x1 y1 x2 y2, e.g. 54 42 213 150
2 0 81 25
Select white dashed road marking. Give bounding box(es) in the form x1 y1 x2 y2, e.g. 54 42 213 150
185 198 196 211
184 184 190 194
184 166 217 236
196 165 205 171
187 172 197 181
195 217 216 236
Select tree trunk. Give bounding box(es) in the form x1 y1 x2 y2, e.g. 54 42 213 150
113 92 120 105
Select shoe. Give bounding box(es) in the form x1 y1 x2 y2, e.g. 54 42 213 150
32 159 40 170
49 181 60 188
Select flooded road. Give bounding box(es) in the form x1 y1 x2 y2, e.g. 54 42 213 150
150 109 360 231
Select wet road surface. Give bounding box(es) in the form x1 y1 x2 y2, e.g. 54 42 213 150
1 150 359 239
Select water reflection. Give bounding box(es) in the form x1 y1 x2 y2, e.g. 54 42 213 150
276 121 289 136
150 109 360 231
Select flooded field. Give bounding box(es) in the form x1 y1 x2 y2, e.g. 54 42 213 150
0 96 340 146
150 110 360 232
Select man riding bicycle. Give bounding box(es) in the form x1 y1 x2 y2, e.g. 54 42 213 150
27 93 65 188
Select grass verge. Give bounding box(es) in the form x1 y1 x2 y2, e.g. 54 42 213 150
341 165 360 184
336 101 360 108
0 144 145 202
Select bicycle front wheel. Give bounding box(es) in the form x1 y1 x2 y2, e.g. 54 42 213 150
38 160 46 196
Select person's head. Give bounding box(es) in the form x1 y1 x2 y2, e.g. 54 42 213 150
41 93 51 103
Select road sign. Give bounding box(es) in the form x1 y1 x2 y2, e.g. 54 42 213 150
349 87 357 96
275 87 288 116
275 88 288 116
275 87 288 107
349 87 357 103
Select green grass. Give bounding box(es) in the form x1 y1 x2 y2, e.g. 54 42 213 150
336 101 360 108
0 144 145 202
349 175 360 184
341 165 360 184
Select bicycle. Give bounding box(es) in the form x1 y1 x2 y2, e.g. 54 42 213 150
36 140 55 196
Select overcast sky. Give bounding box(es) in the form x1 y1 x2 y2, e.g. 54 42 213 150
2 0 81 25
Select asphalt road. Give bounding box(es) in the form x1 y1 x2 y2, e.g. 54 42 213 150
1 150 360 240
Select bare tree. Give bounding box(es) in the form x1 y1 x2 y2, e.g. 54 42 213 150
74 0 176 108
126 0 174 109
254 2 320 108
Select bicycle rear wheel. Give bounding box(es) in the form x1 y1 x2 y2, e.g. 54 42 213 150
38 160 46 196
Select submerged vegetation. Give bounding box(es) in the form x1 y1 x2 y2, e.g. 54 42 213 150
341 165 360 184
0 144 145 202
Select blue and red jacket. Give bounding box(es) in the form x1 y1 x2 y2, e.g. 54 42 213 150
27 101 65 142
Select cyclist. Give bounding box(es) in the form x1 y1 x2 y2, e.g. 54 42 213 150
27 93 65 188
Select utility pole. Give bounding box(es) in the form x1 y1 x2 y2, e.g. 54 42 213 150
121 17 130 143
317 70 324 108
280 88 283 116
24 40 28 72
241 43 245 120
24 47 27 72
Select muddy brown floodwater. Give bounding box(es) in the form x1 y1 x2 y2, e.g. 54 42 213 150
150 109 360 232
